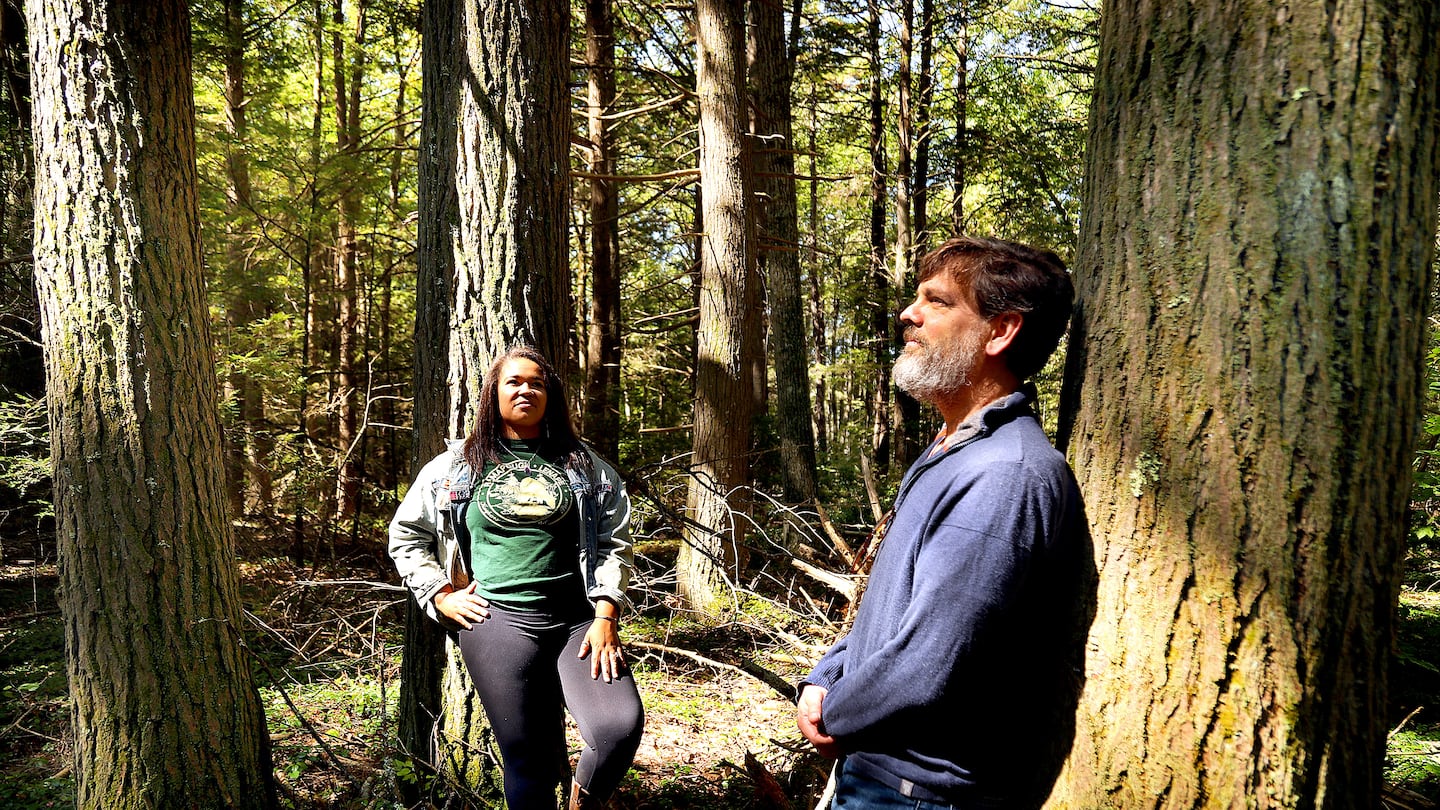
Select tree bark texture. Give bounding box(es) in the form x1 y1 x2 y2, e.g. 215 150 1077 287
584 0 622 460
28 0 276 806
400 0 571 796
1051 2 1440 807
446 0 573 413
682 0 754 616
749 0 817 503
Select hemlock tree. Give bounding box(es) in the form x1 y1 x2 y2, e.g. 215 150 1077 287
27 0 276 807
583 0 622 460
399 0 572 797
1052 1 1440 806
681 0 756 616
749 0 817 504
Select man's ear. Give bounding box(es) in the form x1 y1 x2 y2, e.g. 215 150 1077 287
985 312 1023 357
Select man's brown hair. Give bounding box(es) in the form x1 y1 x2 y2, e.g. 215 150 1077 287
917 236 1074 380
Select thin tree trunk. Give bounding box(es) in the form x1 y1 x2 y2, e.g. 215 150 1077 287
866 0 890 473
807 75 827 457
221 0 271 518
333 0 367 523
682 0 754 616
1051 2 1440 806
29 0 275 805
951 3 968 234
889 0 921 468
750 0 817 502
913 0 935 252
584 0 621 459
397 0 456 783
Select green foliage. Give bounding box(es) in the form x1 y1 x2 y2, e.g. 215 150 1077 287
0 775 75 810
1386 728 1440 798
0 395 50 529
0 573 69 809
1412 320 1440 547
1391 590 1440 801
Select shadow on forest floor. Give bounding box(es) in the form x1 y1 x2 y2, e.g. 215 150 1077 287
0 529 829 810
7 532 1440 808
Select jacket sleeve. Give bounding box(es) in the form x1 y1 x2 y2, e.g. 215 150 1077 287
588 452 634 610
387 452 452 623
799 635 849 700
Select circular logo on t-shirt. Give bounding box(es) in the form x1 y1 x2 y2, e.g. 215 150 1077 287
475 460 573 526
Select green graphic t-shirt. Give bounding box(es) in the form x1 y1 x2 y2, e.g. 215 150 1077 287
465 439 585 612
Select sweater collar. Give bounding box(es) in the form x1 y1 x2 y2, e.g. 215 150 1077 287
924 382 1037 460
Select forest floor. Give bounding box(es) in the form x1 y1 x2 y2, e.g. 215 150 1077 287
0 528 831 810
6 530 1440 809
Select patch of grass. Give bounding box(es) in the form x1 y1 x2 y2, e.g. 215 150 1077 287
1388 726 1440 798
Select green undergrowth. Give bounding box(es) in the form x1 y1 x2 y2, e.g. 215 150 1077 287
0 563 71 810
1390 580 1440 803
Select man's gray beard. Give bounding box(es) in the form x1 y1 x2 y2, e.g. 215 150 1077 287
892 330 983 403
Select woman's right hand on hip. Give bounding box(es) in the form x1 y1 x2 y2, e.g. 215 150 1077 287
434 581 490 629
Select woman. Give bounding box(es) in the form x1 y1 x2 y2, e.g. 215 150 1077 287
389 346 644 810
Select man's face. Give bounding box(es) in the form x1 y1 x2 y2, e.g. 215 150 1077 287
893 272 991 403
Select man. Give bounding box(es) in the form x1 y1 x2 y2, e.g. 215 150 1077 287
797 237 1089 809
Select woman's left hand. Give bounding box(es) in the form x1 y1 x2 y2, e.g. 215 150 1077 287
578 617 625 683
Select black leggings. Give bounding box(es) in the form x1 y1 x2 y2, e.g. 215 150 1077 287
455 605 644 809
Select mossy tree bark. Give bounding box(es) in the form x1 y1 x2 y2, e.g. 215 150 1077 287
681 0 756 616
1052 1 1440 806
28 0 276 806
400 0 572 799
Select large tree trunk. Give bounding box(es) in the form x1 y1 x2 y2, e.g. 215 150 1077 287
28 1 275 806
1051 2 1440 807
449 0 573 379
681 0 754 616
749 0 817 503
583 0 621 459
400 0 572 798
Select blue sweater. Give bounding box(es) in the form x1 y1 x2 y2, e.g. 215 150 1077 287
805 388 1087 806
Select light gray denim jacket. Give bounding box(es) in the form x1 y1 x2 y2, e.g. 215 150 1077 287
387 439 634 625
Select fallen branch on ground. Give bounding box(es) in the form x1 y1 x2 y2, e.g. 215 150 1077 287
628 640 794 699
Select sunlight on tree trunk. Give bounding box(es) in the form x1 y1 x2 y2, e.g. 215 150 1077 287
1052 2 1440 806
584 0 622 459
28 0 275 805
399 0 572 798
682 0 755 617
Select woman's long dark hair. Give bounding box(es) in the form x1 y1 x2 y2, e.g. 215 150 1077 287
462 345 592 477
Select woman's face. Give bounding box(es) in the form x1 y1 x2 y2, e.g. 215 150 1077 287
497 357 549 439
